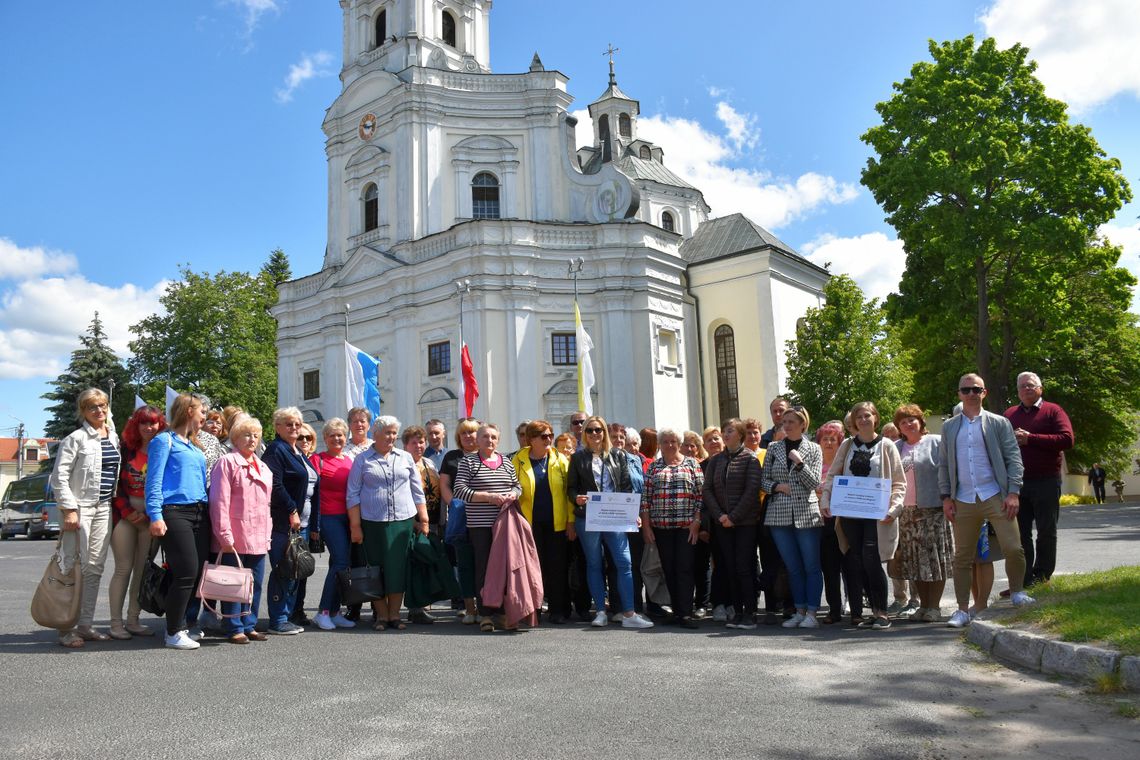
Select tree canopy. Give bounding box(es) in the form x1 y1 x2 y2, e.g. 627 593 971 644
128 250 289 425
41 313 134 439
784 275 915 426
861 35 1138 474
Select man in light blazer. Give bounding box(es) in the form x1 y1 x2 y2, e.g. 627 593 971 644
938 373 1034 628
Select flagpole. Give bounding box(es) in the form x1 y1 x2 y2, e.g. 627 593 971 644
456 279 471 419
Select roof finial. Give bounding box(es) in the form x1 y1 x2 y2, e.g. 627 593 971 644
603 43 620 86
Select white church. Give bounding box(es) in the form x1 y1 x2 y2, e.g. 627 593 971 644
273 0 830 433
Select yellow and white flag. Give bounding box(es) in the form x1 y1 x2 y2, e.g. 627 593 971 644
574 301 594 415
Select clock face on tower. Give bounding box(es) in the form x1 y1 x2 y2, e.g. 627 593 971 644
358 113 377 141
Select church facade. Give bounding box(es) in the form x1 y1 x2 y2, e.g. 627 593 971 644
273 0 829 433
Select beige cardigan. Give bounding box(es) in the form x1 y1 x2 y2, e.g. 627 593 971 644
820 437 907 562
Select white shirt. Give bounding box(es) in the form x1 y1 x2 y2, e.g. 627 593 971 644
954 414 1000 503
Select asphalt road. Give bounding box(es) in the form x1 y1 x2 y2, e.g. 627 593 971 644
1 503 1137 759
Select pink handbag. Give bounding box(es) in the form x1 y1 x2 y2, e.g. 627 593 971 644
197 551 254 618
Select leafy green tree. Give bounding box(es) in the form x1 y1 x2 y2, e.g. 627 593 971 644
41 313 134 438
860 35 1139 472
784 275 915 425
861 36 1132 406
128 250 289 425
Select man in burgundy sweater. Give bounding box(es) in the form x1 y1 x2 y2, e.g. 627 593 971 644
1003 371 1074 588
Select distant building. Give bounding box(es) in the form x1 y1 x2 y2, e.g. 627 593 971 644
0 438 54 496
273 0 829 433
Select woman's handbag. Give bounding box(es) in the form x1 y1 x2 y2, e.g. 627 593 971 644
336 542 384 605
277 530 316 580
196 551 255 618
138 542 170 615
29 536 83 630
444 498 468 545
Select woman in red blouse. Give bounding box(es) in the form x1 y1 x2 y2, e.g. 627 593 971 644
108 405 166 639
311 418 357 630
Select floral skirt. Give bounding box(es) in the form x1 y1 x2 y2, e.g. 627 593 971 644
896 506 954 582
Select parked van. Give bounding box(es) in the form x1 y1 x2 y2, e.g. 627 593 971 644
1 473 58 540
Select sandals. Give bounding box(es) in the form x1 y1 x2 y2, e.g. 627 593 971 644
461 613 477 625
75 626 110 642
59 632 84 649
372 619 387 631
479 617 495 632
388 618 407 631
125 622 154 637
246 630 268 642
108 624 132 641
228 633 250 644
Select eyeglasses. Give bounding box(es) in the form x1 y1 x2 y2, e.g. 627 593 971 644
571 419 586 426
959 387 986 395
584 427 605 434
86 403 109 412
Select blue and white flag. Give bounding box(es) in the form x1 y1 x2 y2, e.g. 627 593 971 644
345 341 382 418
134 395 147 410
165 385 178 413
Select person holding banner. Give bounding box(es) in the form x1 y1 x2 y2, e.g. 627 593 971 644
567 416 654 630
820 402 907 630
761 406 825 629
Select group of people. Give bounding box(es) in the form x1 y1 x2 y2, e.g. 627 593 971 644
46 369 1075 649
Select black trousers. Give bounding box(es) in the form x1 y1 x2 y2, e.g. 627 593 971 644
693 534 714 610
468 526 498 616
842 517 887 614
820 516 852 617
757 524 790 612
654 528 695 618
1092 481 1106 503
531 522 569 617
715 523 757 616
1018 477 1062 586
159 502 210 636
570 536 592 616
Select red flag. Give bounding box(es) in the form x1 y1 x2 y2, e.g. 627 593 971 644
460 342 479 417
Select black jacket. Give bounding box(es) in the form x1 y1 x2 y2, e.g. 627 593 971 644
262 437 319 534
702 447 763 526
566 447 632 514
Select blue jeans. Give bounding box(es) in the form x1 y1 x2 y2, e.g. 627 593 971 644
576 518 634 614
267 531 298 628
769 526 824 612
219 552 266 634
317 514 351 614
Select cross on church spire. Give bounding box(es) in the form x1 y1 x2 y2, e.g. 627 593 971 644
603 43 620 86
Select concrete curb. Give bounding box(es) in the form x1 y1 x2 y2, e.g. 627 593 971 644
965 616 1134 690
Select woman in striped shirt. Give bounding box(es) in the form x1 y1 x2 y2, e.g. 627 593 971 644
450 423 521 632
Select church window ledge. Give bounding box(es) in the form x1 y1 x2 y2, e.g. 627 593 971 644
652 320 684 377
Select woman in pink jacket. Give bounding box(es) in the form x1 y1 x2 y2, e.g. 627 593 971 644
209 416 273 644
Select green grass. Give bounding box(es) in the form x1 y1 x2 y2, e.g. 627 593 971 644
1007 566 1140 655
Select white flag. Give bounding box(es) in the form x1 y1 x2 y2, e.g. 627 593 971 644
575 302 595 415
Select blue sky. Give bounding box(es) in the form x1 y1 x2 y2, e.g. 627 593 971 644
1 0 1138 438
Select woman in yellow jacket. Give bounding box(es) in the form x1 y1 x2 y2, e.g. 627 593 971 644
511 419 573 624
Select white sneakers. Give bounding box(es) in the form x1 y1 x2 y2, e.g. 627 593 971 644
782 612 806 628
591 610 610 627
946 609 972 628
1010 591 1036 606
165 630 201 650
621 613 654 629
798 614 820 629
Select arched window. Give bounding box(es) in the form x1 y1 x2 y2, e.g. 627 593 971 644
598 114 610 142
639 145 651 160
375 10 387 47
661 211 675 233
363 183 378 232
442 10 456 47
471 172 500 219
619 113 631 138
714 325 739 422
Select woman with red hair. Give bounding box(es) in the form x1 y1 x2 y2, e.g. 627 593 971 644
108 405 167 639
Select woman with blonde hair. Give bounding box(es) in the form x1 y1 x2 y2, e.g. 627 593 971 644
821 402 907 629
145 392 210 649
567 416 653 629
49 388 121 647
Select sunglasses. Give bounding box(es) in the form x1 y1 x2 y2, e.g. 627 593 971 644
298 435 314 441
959 387 985 395
571 419 587 426
537 433 554 440
584 427 605 434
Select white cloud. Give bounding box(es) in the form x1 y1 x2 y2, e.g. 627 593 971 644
0 238 77 280
571 102 858 230
801 232 907 302
0 271 168 381
275 51 335 104
1101 222 1140 313
223 0 281 41
980 0 1140 112
715 102 759 151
